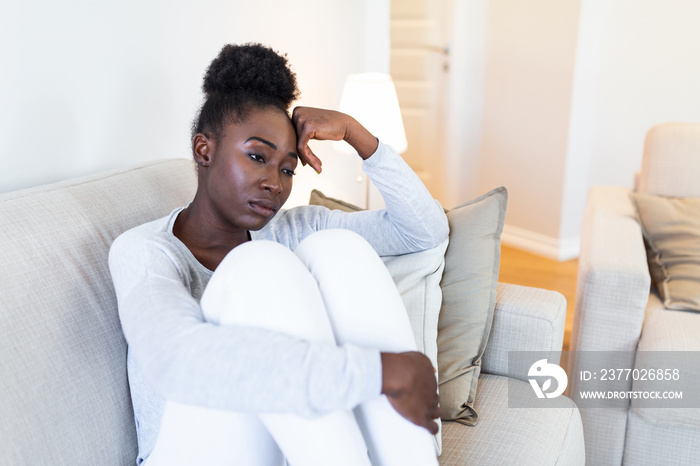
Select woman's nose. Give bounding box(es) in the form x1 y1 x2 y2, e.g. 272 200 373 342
260 170 282 193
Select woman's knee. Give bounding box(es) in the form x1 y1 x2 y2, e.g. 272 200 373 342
295 229 380 269
214 240 299 283
205 240 314 307
293 229 415 351
200 240 335 342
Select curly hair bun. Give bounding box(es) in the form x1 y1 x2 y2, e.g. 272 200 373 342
203 43 300 110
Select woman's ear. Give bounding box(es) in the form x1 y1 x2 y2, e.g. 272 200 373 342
193 133 214 167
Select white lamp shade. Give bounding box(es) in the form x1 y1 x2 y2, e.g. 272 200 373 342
335 72 408 154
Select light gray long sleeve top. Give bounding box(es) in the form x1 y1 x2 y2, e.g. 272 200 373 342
108 141 449 464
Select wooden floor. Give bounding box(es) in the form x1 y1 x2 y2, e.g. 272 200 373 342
498 245 578 351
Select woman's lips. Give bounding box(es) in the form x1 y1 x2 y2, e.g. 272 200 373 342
249 201 276 217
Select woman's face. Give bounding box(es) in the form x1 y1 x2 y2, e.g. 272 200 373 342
199 106 298 232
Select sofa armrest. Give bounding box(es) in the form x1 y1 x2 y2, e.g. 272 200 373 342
565 186 652 466
566 185 651 401
568 186 650 354
481 282 567 383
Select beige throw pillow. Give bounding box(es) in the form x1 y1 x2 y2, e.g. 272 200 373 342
437 187 507 425
632 192 700 311
309 189 363 213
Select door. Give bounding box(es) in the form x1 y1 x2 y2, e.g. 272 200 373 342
390 0 450 204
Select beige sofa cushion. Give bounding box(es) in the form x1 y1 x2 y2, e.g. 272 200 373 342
638 122 700 198
440 374 584 465
309 189 364 213
437 187 507 424
632 192 700 311
0 159 196 465
632 292 700 427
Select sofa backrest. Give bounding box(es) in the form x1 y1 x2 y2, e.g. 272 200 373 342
0 159 197 465
639 122 700 197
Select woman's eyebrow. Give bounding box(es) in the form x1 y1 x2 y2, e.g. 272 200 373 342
246 136 276 150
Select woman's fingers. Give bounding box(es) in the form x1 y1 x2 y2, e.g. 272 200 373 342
294 125 322 173
298 139 322 173
292 107 337 173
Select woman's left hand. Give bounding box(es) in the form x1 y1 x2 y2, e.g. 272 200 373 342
291 106 378 174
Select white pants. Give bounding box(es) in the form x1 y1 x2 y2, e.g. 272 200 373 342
145 229 438 466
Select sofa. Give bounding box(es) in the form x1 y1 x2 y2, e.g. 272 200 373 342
567 122 700 465
1 158 584 465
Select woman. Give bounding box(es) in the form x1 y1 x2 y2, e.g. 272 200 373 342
109 43 448 466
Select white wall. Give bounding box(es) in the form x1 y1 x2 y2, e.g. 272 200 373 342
0 0 390 209
561 0 700 240
477 0 581 258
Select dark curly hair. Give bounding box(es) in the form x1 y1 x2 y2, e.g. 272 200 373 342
192 43 300 142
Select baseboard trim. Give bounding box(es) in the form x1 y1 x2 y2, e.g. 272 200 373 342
501 224 580 261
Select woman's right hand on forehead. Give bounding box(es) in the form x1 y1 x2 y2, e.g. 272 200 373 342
291 107 379 174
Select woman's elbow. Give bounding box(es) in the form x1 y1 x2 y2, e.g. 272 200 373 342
424 204 449 249
435 211 449 244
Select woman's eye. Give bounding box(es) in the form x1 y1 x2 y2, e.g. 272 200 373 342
248 153 264 163
283 169 296 177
